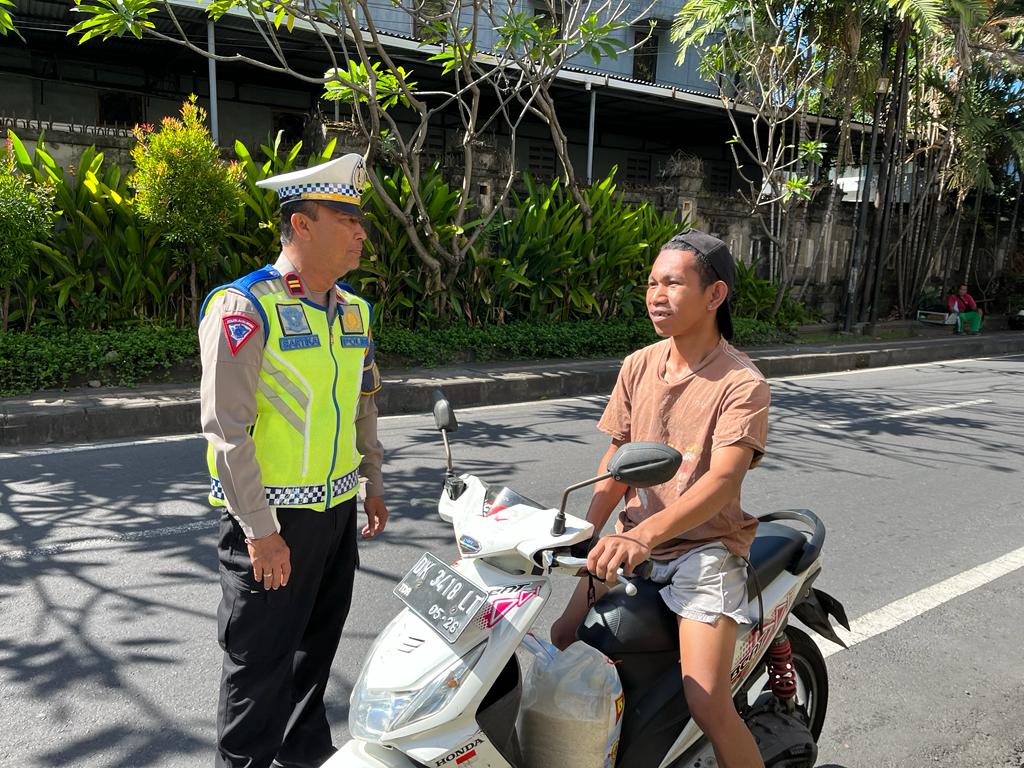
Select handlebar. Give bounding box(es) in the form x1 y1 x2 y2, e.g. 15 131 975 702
548 552 649 597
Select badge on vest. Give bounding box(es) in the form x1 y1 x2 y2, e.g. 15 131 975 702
340 335 370 348
222 314 259 356
340 304 365 335
277 303 312 336
280 335 321 351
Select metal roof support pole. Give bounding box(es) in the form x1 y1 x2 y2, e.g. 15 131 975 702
586 82 596 185
207 20 220 144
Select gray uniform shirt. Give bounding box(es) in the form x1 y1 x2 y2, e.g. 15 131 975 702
199 254 385 539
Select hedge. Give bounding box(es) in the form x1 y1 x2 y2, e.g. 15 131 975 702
0 317 790 397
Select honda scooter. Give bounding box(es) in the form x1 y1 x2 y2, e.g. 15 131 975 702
328 392 849 768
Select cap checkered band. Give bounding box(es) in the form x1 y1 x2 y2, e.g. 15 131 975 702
278 182 360 203
332 469 360 498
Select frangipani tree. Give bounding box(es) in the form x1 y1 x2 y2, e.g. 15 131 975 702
66 0 656 290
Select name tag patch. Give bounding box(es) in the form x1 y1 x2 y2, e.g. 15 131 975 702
280 334 321 351
341 335 370 348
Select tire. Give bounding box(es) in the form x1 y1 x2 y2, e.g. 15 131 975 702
785 626 829 740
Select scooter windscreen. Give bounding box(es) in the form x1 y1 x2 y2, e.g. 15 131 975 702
481 486 546 518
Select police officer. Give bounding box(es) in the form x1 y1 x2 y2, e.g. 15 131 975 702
199 153 389 768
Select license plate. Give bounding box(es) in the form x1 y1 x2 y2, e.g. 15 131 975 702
394 553 488 643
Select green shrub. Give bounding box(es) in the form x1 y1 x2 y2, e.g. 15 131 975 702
375 316 791 367
490 171 684 324
8 131 181 330
0 327 199 396
733 259 816 327
131 97 243 324
5 117 814 336
0 140 56 330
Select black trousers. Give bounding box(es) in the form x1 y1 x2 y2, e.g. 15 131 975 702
215 498 358 768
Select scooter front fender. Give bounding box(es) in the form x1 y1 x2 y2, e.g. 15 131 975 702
322 740 417 768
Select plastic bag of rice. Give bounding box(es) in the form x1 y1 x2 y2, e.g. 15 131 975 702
518 634 622 768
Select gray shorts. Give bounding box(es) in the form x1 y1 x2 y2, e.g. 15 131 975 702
649 543 752 625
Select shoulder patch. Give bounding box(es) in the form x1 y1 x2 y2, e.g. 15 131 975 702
222 315 259 356
284 272 304 296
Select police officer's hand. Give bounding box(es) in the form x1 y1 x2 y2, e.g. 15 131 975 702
246 532 291 590
362 496 388 538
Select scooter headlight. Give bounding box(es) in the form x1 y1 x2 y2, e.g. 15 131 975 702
349 641 486 741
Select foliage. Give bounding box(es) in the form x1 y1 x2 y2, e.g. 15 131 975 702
63 0 643 285
3 124 810 343
733 259 816 326
7 131 183 330
0 0 22 40
354 163 472 328
0 143 57 329
0 315 798 396
0 326 199 396
488 172 684 324
130 98 242 265
129 97 242 323
375 319 660 367
323 61 415 111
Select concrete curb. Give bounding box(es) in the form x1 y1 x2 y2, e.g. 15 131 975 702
2 333 1023 449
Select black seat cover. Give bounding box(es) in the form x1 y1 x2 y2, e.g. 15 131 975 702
578 522 809 657
746 521 809 594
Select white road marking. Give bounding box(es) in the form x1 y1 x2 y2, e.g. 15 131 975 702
0 519 219 562
3 353 1020 456
816 544 1024 659
774 352 1024 382
379 394 608 423
0 433 202 460
816 399 992 428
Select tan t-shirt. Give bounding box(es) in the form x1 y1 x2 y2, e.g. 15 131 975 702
598 337 769 559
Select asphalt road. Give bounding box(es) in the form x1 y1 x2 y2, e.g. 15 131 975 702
1 353 1022 768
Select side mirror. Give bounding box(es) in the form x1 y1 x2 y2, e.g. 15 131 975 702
432 389 458 433
607 442 681 487
550 441 681 536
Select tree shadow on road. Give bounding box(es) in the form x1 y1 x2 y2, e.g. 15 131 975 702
0 398 607 767
762 365 1023 477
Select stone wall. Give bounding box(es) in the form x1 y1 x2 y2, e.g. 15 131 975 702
618 169 855 318
2 117 135 169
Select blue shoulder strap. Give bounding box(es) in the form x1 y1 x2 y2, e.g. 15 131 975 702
200 265 279 345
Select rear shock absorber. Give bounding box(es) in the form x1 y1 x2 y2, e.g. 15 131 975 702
767 635 798 710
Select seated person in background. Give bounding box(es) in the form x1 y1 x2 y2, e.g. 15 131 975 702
947 284 983 334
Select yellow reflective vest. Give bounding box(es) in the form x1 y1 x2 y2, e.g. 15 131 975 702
201 265 376 510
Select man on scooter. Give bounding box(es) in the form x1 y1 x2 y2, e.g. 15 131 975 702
551 230 769 768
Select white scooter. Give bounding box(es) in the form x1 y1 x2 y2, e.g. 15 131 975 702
328 392 849 768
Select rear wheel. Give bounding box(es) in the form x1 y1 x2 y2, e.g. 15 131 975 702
786 627 828 739
743 627 829 740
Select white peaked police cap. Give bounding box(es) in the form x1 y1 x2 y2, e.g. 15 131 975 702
256 153 368 216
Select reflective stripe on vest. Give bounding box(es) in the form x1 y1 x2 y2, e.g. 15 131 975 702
209 469 359 508
202 267 372 511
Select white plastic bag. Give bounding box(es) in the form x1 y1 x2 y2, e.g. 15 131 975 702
518 634 623 768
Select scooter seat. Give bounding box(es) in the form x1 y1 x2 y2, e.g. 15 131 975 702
747 521 809 594
578 522 810 656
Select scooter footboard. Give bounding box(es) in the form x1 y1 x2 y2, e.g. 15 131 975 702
325 741 418 768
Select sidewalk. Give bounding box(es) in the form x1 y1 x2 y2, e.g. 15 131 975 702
2 331 1023 449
